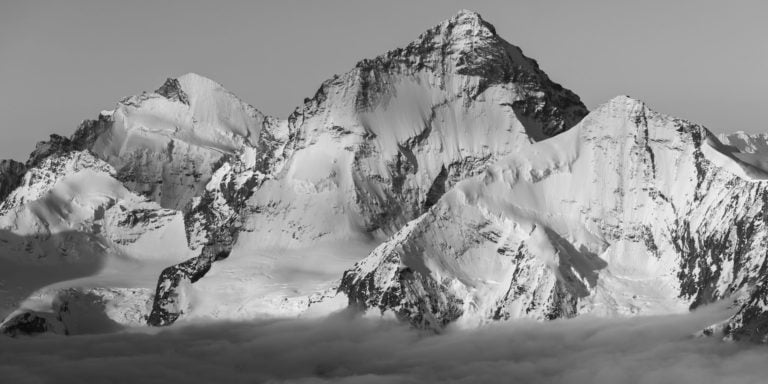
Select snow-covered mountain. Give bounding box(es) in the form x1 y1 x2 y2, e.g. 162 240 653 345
0 73 270 334
718 131 768 155
2 10 768 343
148 8 587 325
340 96 768 334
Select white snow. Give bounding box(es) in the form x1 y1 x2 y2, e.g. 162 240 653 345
183 238 379 320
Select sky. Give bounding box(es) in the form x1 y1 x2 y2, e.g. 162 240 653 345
0 0 766 161
1 302 767 383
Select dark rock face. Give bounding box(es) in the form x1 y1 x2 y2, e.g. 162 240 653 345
147 253 216 326
0 113 111 203
25 115 111 169
25 134 74 169
727 291 768 342
155 77 190 105
423 166 448 210
0 160 25 202
1 312 63 337
2 289 127 336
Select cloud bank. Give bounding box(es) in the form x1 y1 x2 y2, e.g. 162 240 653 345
1 302 766 384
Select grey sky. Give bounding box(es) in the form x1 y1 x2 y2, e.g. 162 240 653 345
1 0 766 161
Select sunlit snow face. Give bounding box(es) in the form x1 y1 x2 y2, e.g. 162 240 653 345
1 302 766 384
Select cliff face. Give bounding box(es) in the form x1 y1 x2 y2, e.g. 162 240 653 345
0 160 25 202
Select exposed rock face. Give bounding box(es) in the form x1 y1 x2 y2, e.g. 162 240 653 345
0 160 25 202
2 312 66 337
25 115 111 170
0 113 112 203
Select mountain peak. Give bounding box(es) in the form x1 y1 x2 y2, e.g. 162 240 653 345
454 8 482 18
595 95 653 119
149 73 268 121
155 77 189 105
355 10 526 81
345 10 586 136
176 72 211 82
154 73 232 104
409 9 497 51
606 94 647 109
441 9 496 38
175 73 228 98
175 72 221 89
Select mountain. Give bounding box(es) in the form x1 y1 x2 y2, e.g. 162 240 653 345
0 73 276 334
718 131 768 155
340 96 768 334
2 10 768 343
148 9 587 325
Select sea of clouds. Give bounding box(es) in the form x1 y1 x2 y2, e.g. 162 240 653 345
1 301 767 384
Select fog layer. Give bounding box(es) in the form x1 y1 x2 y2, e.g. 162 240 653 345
1 302 766 384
